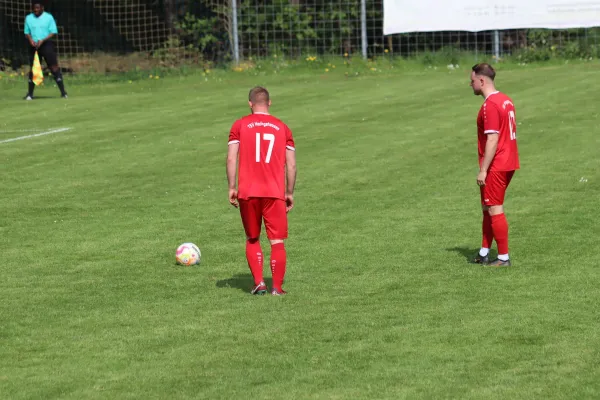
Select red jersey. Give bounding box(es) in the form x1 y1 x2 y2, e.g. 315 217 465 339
477 91 520 171
228 112 295 200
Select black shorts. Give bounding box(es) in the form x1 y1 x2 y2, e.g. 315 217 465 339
29 40 58 68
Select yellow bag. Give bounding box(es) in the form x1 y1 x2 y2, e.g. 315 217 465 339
32 51 44 86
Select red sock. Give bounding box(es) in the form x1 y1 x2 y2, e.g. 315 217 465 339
482 212 494 249
270 243 286 291
245 239 263 286
491 213 509 255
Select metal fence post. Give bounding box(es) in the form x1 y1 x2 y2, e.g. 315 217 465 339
361 0 367 59
231 0 240 64
493 30 500 61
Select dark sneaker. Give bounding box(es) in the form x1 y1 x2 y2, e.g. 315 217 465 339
471 253 489 264
251 282 267 295
271 288 287 296
486 258 511 267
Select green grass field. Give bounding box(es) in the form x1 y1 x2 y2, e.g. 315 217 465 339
1 62 599 399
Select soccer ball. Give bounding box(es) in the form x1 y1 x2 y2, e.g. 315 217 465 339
175 243 201 266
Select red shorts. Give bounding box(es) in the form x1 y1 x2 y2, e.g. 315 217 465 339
239 198 288 240
480 171 515 206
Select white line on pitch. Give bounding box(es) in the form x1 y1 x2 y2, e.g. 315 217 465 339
0 129 50 133
0 127 72 144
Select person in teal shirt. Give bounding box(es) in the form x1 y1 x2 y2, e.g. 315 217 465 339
23 0 67 100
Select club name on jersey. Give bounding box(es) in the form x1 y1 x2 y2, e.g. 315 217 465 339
247 121 281 131
502 100 514 109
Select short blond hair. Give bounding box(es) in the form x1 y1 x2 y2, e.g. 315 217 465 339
249 86 270 105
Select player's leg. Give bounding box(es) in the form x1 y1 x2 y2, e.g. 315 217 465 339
262 199 289 295
40 41 67 98
486 171 515 267
239 198 266 294
25 46 36 100
473 185 494 263
269 239 287 295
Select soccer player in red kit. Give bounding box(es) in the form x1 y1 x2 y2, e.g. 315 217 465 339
470 63 520 267
226 87 297 295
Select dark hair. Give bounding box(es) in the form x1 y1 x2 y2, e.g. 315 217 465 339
248 86 270 105
472 63 496 81
31 1 44 6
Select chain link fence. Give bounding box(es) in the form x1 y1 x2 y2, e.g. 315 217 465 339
0 0 598 72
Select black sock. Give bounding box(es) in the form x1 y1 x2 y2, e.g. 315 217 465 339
28 72 35 96
53 69 67 96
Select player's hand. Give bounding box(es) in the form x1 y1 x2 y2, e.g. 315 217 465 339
35 40 43 49
29 39 36 47
477 171 487 186
285 193 294 212
228 189 238 208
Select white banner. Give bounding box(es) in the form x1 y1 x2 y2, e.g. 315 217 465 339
383 0 600 34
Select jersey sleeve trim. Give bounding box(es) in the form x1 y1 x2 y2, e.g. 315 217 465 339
228 140 240 145
484 130 499 134
286 145 295 151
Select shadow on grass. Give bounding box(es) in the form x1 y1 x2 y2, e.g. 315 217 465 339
216 273 272 293
446 246 483 263
25 95 59 100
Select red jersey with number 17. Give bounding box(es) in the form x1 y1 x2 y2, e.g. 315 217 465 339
228 112 295 200
477 91 520 172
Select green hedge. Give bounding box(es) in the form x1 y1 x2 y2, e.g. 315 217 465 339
179 1 598 61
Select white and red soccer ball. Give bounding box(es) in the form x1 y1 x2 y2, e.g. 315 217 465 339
176 243 201 266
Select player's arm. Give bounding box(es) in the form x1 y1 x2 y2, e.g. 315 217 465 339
37 32 54 44
37 17 58 47
226 120 241 207
477 104 500 186
480 134 498 171
25 34 35 47
226 142 240 208
284 126 297 211
24 19 35 47
285 149 297 212
36 33 54 49
477 135 498 185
